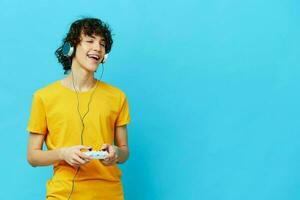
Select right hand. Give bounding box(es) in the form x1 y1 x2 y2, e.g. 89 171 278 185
60 145 92 167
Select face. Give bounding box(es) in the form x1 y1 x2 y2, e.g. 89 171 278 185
72 33 106 72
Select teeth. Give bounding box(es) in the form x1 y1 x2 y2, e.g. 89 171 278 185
88 54 99 60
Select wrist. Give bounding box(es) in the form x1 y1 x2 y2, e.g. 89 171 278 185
58 148 66 161
112 145 120 162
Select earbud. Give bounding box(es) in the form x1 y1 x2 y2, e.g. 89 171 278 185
102 54 108 63
62 42 74 57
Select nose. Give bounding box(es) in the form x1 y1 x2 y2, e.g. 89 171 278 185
93 43 101 51
93 42 105 53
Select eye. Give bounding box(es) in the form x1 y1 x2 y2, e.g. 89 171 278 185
100 43 106 47
86 40 93 43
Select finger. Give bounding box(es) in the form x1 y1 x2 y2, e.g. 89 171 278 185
110 151 117 161
74 145 85 149
103 145 115 159
101 144 109 151
73 145 92 151
79 145 93 151
103 154 112 162
111 155 118 163
101 160 111 166
73 155 86 165
67 160 79 168
77 152 92 161
103 159 116 166
72 163 80 168
73 150 90 162
66 160 74 166
113 154 118 163
103 156 111 163
109 146 116 156
108 156 115 162
104 157 116 164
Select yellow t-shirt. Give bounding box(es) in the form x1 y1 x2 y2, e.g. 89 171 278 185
27 80 130 200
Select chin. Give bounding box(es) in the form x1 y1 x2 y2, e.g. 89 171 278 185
84 65 100 73
88 68 98 73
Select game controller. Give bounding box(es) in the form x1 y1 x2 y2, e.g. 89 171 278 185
84 151 109 159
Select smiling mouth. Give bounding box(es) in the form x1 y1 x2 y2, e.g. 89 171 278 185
87 54 100 62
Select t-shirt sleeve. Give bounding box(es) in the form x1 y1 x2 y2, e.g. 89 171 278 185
27 92 48 135
115 94 131 126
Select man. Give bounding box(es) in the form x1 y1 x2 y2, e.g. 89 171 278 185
27 17 130 200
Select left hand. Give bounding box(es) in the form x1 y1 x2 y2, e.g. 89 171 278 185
100 144 119 166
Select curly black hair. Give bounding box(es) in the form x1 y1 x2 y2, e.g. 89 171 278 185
55 18 113 73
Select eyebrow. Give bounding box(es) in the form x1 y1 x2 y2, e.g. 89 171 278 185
88 35 96 39
87 35 105 42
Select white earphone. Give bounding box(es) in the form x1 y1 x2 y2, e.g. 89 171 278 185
102 54 108 63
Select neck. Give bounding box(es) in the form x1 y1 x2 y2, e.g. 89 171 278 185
66 63 97 92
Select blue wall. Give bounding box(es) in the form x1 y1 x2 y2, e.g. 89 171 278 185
1 0 300 199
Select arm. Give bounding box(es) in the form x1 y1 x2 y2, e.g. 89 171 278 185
114 125 129 163
27 133 63 167
27 132 92 167
101 125 129 165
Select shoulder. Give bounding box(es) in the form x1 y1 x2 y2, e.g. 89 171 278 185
99 81 127 99
32 80 63 100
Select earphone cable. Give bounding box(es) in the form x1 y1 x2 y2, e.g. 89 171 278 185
66 64 104 200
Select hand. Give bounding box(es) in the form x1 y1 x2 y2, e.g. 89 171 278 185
60 145 92 168
100 144 119 166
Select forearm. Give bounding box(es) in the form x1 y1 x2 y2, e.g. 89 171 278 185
116 146 129 164
27 148 64 167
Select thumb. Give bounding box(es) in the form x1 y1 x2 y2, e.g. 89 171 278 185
101 144 109 151
75 145 92 151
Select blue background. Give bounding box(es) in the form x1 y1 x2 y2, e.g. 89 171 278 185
0 0 300 199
